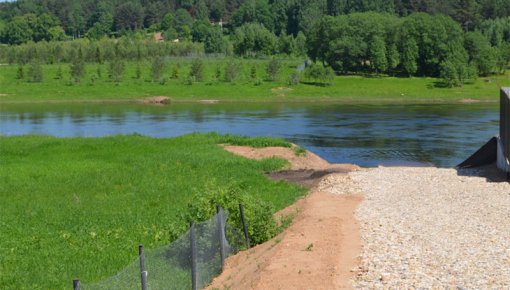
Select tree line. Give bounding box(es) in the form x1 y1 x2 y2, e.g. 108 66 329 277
308 13 510 86
1 0 509 44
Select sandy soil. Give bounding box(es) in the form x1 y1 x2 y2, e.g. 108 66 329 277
138 96 171 104
222 145 358 172
208 146 362 290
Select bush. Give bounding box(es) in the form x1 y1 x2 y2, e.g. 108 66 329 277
184 184 278 246
170 64 180 79
304 63 334 86
151 56 166 82
224 60 241 82
189 58 204 81
55 65 63 80
288 71 300 85
16 64 24 79
108 59 125 83
266 58 281 81
27 60 43 82
70 48 85 83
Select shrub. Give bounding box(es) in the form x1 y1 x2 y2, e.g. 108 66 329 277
266 58 281 81
304 63 334 86
288 71 300 85
108 59 125 83
55 65 63 80
70 48 85 83
189 58 204 81
27 60 43 82
151 56 166 82
170 64 180 79
250 65 257 79
184 184 278 246
224 60 241 82
16 64 24 79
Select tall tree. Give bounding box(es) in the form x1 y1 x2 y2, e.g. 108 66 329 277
114 2 144 31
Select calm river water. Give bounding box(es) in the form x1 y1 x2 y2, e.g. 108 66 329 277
0 102 499 167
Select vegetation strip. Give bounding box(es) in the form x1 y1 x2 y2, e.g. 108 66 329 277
0 133 306 289
0 60 508 103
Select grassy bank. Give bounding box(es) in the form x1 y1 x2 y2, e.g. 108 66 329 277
0 133 305 289
1 59 509 104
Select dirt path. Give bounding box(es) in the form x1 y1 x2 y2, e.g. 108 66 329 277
208 146 362 289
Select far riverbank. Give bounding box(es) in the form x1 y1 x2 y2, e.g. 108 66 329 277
1 62 509 104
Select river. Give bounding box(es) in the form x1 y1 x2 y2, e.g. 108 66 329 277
0 102 499 167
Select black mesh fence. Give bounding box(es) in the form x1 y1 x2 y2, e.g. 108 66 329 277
79 208 246 290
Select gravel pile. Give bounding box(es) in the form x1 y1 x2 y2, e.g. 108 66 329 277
320 167 510 289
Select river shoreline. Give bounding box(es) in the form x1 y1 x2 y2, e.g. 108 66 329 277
0 96 500 105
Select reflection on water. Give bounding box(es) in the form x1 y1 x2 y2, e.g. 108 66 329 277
0 102 499 167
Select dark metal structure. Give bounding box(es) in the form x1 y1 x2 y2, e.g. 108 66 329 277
501 88 510 163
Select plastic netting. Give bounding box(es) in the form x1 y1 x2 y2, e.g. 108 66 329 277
81 209 245 290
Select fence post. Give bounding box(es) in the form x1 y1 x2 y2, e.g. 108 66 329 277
139 244 148 290
73 279 80 290
239 203 251 248
216 205 226 270
190 222 198 290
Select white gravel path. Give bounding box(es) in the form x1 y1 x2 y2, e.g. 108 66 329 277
318 167 510 289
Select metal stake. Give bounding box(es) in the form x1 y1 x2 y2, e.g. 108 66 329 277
216 205 226 270
190 222 198 290
139 244 148 290
239 203 251 248
73 279 80 290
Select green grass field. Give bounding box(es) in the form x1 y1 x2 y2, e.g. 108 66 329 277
1 59 508 103
0 133 306 289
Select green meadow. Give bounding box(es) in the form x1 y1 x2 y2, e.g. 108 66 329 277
0 133 305 289
1 59 508 103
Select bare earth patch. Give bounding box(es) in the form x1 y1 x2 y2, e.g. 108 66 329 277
138 96 171 105
223 145 358 171
208 146 362 290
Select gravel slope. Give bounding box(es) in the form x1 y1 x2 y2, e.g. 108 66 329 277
319 167 510 289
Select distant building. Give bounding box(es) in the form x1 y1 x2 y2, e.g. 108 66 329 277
154 32 164 42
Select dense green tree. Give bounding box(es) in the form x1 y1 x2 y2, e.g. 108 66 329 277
303 62 334 85
173 8 194 38
451 0 481 31
233 23 276 56
161 13 174 31
70 47 85 82
464 31 497 75
194 0 210 21
207 0 226 21
2 13 62 44
192 20 212 42
204 27 226 53
400 37 419 76
86 12 113 39
495 42 510 73
278 32 296 55
114 2 144 31
2 16 32 45
230 0 274 30
144 1 168 27
295 31 307 56
440 52 476 87
370 35 388 73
